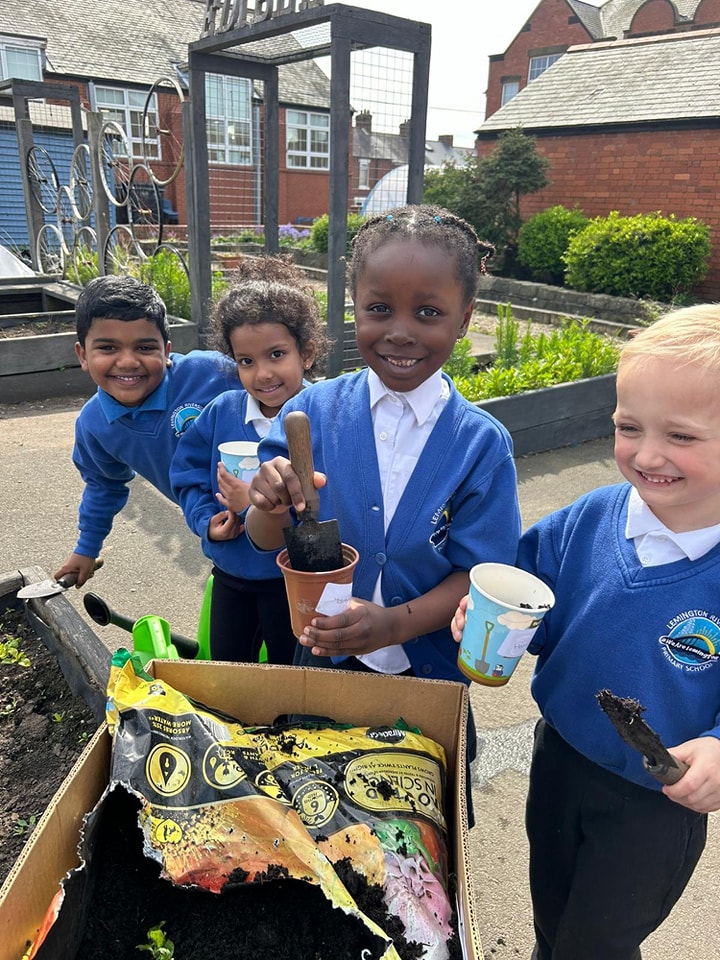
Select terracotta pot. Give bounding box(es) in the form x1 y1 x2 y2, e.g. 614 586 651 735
276 544 359 638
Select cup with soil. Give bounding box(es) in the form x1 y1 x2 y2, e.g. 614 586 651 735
276 543 359 637
457 562 555 686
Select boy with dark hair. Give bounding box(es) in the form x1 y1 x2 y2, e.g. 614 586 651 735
55 275 241 586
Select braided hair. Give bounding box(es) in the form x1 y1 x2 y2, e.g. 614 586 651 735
212 254 331 377
347 204 494 303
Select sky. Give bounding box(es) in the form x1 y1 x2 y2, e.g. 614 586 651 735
346 0 543 147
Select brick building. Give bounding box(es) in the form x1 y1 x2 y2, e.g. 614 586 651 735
481 0 720 298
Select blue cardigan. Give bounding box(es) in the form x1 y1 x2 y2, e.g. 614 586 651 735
259 369 521 682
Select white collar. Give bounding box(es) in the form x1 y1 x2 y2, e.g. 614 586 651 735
244 393 270 425
626 487 720 560
367 368 447 425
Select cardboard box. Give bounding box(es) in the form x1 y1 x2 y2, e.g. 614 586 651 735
0 661 481 959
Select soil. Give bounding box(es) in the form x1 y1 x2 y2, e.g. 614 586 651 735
0 603 96 887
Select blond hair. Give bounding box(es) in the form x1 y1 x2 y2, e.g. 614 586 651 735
619 304 720 373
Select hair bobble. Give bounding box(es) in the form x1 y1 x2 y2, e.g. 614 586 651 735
385 214 394 221
433 215 442 224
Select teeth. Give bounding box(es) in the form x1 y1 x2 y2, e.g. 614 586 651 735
385 357 418 367
641 473 677 484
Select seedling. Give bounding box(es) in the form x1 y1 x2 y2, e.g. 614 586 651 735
0 697 17 717
0 635 31 668
52 711 65 723
137 922 175 959
13 815 38 836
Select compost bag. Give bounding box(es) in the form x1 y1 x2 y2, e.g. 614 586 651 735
28 651 457 960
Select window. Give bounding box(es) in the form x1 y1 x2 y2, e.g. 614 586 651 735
358 158 370 190
501 81 520 106
94 86 156 158
205 74 252 165
286 110 329 169
528 54 562 83
0 39 42 81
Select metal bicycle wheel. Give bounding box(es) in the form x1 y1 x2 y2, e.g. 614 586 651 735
127 162 163 250
36 223 66 275
27 145 60 214
152 241 190 279
103 223 145 275
69 142 93 221
141 75 185 187
98 119 133 207
70 226 98 285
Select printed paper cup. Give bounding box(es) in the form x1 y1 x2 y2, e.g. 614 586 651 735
218 441 260 481
458 562 555 686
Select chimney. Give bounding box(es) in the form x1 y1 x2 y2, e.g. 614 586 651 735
355 110 372 133
399 120 411 138
438 134 454 147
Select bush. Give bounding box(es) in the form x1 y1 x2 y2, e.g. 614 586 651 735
563 211 711 300
310 213 366 254
517 205 588 284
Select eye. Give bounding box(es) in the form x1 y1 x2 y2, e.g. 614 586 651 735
614 423 639 435
417 306 440 318
367 303 390 314
270 349 286 360
235 357 252 367
138 344 162 353
670 432 695 443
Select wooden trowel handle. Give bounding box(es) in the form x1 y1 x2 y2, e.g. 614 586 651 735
284 411 320 515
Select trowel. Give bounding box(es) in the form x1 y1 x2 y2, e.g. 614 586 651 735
596 688 689 785
17 559 105 599
282 411 344 573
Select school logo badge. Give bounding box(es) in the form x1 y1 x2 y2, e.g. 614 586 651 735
429 497 453 551
171 403 203 437
659 611 720 673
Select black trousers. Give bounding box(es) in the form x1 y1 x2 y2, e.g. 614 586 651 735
527 719 706 960
209 567 297 665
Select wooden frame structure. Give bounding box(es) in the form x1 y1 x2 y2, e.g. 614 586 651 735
186 2 431 375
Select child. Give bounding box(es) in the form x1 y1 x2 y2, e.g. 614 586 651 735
246 204 521 683
452 304 720 960
55 275 241 588
170 255 330 664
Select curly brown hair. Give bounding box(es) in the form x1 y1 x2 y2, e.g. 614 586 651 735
212 254 331 377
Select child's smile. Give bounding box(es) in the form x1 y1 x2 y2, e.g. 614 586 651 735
229 322 313 418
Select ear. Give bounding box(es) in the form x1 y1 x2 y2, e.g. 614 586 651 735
301 343 316 371
74 341 89 371
165 340 172 366
458 299 474 338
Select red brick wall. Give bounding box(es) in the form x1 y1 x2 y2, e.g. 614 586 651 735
485 0 593 118
628 0 677 35
477 127 720 299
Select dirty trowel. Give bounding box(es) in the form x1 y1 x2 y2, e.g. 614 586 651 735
596 688 689 785
17 559 105 599
282 411 344 573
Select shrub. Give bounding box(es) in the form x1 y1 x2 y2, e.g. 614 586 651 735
138 248 191 318
310 213 366 254
563 211 711 300
517 205 588 284
453 306 619 401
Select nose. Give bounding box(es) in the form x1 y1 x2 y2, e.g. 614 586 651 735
633 435 667 471
384 315 415 345
253 360 274 382
114 349 141 368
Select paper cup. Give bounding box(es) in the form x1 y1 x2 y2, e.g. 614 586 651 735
276 544 359 639
458 562 555 686
218 441 260 480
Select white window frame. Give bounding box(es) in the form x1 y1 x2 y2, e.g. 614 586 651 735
528 54 562 83
501 81 520 106
286 109 329 170
93 85 156 159
0 37 43 82
358 158 370 190
205 74 252 166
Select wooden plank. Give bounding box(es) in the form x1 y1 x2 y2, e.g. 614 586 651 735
13 566 111 724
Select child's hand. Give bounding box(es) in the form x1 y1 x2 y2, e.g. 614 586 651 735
248 456 326 515
216 462 251 515
207 510 244 542
450 595 469 642
298 600 399 658
662 736 720 813
54 553 99 588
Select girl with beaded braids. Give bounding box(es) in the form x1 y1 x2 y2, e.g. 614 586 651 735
246 205 521 689
170 254 331 664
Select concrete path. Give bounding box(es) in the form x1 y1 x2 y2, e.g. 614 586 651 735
1 395 717 958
